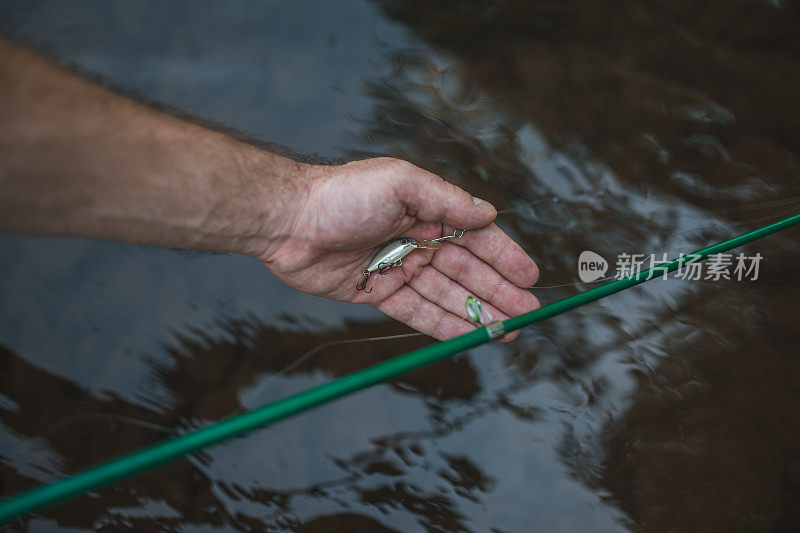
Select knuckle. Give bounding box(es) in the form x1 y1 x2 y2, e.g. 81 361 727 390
431 312 449 339
376 157 414 176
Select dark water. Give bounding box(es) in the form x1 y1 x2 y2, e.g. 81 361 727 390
2 1 800 531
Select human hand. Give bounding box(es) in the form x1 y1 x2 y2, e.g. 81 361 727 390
258 158 539 341
0 39 537 337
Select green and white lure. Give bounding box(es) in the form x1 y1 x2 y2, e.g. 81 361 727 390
356 229 464 292
465 296 493 327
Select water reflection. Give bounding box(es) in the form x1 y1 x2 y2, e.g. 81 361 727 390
596 260 800 531
356 0 800 529
2 0 800 530
1 317 546 530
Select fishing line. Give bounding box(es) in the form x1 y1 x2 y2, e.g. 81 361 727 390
226 331 424 417
492 199 800 291
496 196 560 215
16 184 800 515
41 332 426 438
494 192 800 217
37 193 800 441
704 193 800 214
3 213 796 522
45 414 174 438
37 197 800 437
33 331 428 510
654 205 800 253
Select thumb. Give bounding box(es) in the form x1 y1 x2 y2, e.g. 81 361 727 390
395 162 497 229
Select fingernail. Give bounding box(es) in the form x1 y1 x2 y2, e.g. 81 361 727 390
472 196 496 212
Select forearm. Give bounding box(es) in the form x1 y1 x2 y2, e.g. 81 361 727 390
0 37 307 256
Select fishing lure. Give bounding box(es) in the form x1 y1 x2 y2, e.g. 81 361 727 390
465 296 493 327
356 229 465 292
465 296 506 339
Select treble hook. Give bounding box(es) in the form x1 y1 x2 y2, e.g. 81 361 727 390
378 261 398 275
356 269 372 293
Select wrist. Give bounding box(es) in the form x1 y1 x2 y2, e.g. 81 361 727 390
203 139 313 258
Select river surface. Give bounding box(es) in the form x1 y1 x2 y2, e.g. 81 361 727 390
1 1 800 531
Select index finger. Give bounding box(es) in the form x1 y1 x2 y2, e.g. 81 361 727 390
446 223 539 288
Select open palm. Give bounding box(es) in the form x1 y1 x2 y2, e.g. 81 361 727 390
259 158 540 341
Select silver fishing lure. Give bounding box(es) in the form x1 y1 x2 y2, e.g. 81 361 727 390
356 229 465 292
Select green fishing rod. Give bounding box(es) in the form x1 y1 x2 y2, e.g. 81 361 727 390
1 213 798 523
